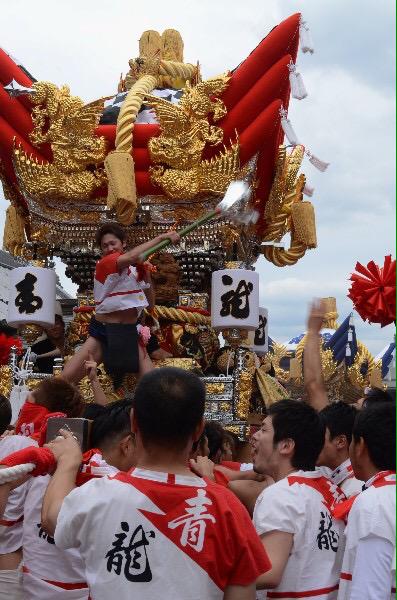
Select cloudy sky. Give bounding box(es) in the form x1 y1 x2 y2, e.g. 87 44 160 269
0 0 395 354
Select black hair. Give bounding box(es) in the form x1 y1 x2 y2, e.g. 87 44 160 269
268 399 325 471
204 421 224 462
90 400 133 451
353 402 396 470
95 223 126 247
362 387 393 408
191 431 207 455
319 401 357 445
133 368 205 450
0 394 12 436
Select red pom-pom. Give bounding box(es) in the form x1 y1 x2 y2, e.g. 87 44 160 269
348 255 396 327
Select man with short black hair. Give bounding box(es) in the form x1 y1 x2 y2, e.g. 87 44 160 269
317 402 363 497
338 403 396 599
43 368 270 599
252 399 346 598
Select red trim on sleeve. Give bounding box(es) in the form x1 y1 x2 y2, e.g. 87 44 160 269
95 252 122 284
267 583 339 597
340 573 352 581
95 289 143 305
22 567 88 590
0 515 24 527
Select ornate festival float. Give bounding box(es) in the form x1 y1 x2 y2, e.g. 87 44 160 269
0 13 391 437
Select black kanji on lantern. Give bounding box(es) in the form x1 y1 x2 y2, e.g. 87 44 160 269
254 314 268 346
14 273 43 315
105 522 155 583
316 511 339 552
220 275 253 319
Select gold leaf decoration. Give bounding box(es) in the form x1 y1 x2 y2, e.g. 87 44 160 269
13 82 107 202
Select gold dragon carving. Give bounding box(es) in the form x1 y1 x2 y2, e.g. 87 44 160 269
13 82 108 201
146 75 242 199
261 145 317 267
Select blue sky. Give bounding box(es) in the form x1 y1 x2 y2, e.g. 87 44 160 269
0 0 395 354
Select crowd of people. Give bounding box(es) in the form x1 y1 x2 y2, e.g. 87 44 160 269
0 333 395 598
0 224 395 599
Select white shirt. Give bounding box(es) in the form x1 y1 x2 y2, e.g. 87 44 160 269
338 471 396 600
55 468 269 600
22 452 118 599
0 435 36 554
254 470 346 599
94 252 149 315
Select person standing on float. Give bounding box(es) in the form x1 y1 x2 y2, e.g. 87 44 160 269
62 223 179 386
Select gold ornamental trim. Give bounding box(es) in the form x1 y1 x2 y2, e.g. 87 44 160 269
151 305 211 325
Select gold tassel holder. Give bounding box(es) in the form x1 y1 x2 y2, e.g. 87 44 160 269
289 357 302 379
3 205 26 255
104 151 137 225
369 365 383 388
291 201 317 248
322 297 339 329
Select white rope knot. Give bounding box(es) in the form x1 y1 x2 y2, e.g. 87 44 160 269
0 463 35 485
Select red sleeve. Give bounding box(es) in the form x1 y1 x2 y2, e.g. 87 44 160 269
206 481 271 587
220 461 241 471
226 491 271 586
213 470 230 487
95 253 121 284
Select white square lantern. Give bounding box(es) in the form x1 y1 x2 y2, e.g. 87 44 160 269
7 266 57 329
211 268 259 331
248 307 269 355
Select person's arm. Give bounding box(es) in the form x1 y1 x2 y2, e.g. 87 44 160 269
256 531 293 589
35 347 62 360
117 230 180 270
350 536 394 600
190 455 216 480
224 583 256 599
304 300 329 411
228 479 272 516
41 430 82 536
85 354 108 406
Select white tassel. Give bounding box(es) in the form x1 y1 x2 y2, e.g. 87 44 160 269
295 72 308 99
349 314 354 327
303 183 314 197
345 344 351 357
348 328 353 342
279 107 300 146
300 18 314 54
306 150 330 172
288 62 308 100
